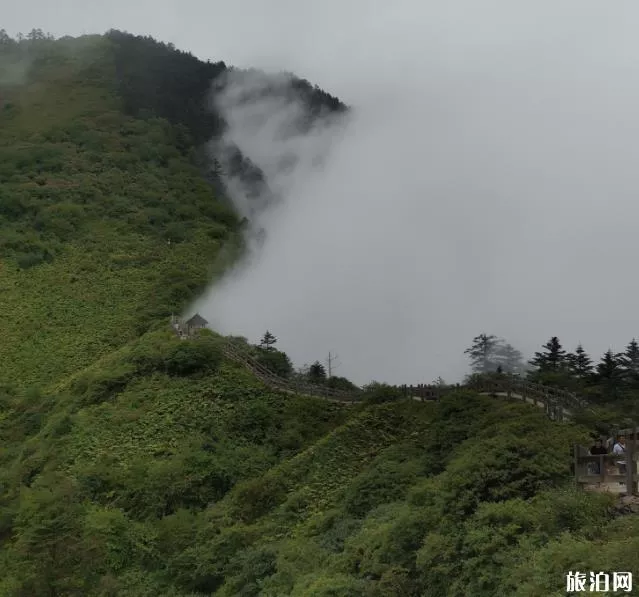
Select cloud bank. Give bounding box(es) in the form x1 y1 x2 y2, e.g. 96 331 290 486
8 0 639 384
191 2 639 385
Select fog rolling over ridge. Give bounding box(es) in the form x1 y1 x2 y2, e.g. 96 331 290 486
5 1 639 385
178 2 639 386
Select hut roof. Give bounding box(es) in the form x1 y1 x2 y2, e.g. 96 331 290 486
186 313 208 327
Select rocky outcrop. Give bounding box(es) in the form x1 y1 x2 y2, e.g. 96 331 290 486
612 495 639 517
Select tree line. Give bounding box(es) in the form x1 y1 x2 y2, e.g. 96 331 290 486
240 327 639 410
465 332 639 406
249 331 357 392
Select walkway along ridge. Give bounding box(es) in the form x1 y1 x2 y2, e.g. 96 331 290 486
169 315 587 414
222 336 587 415
171 316 636 495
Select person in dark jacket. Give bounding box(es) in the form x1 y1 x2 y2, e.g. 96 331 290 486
589 438 608 474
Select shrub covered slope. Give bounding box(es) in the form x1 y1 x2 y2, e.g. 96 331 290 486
0 31 638 597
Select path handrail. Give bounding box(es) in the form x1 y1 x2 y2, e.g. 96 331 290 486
169 318 595 417
222 339 592 417
474 375 581 421
221 339 361 402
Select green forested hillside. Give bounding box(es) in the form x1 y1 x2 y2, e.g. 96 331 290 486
0 32 242 389
0 30 638 597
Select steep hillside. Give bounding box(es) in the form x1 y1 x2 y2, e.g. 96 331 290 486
0 34 235 390
1 31 638 597
0 31 345 391
4 374 637 596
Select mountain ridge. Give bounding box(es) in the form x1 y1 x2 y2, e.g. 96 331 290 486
0 29 637 597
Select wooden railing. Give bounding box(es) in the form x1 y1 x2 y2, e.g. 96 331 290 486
221 340 361 402
466 375 586 422
401 375 586 422
221 341 592 420
172 321 639 496
168 318 592 419
400 384 454 401
574 441 638 495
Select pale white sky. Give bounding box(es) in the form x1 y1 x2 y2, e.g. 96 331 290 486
6 1 639 384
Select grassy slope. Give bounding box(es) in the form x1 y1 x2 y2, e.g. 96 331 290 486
0 33 638 597
194 396 639 597
0 35 239 391
0 33 357 596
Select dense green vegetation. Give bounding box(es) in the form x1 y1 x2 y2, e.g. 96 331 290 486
1 30 638 597
466 333 639 425
0 31 243 390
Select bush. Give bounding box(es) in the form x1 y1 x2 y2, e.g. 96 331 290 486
79 363 136 405
232 474 289 523
165 336 222 376
362 382 404 404
16 249 54 269
343 461 421 517
326 376 359 392
220 547 278 597
254 348 293 378
129 333 172 375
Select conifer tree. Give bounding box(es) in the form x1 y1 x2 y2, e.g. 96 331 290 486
27 28 47 41
0 29 13 45
260 330 277 351
617 338 639 387
566 344 593 380
464 334 499 373
529 337 567 372
494 342 524 374
595 349 621 378
594 349 624 399
308 361 326 381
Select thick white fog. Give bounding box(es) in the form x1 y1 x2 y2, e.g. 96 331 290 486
7 1 639 384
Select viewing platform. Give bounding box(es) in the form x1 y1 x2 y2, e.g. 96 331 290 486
574 438 638 495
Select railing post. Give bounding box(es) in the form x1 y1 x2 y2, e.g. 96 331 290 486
632 428 638 495
627 438 635 495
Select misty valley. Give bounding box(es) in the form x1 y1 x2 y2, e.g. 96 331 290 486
0 22 638 597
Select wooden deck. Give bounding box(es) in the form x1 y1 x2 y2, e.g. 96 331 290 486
574 448 638 495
